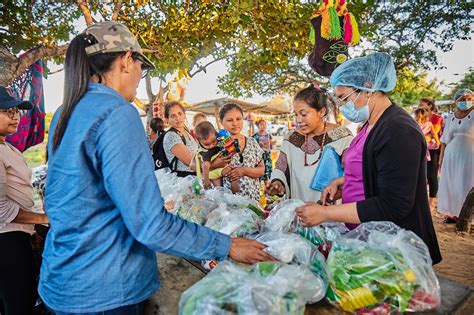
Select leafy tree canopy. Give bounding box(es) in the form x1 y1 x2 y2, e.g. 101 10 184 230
0 0 471 106
445 69 474 99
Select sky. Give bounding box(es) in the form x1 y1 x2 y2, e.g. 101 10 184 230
41 38 473 113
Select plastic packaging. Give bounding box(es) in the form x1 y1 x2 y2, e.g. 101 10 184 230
263 199 304 232
154 169 197 210
205 207 263 237
31 164 48 195
254 231 328 303
309 146 344 192
205 187 265 218
326 221 440 313
290 220 349 257
179 260 326 315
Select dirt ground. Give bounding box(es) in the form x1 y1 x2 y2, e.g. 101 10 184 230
431 212 474 288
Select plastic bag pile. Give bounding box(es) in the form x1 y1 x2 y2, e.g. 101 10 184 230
179 232 328 315
155 172 440 314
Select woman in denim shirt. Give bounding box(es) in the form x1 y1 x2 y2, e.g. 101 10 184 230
39 21 272 315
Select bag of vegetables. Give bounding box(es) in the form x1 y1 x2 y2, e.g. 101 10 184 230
180 259 326 315
326 221 440 313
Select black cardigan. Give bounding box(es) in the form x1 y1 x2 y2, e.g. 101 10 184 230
357 104 442 264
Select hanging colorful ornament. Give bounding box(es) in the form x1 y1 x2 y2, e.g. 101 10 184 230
308 0 360 77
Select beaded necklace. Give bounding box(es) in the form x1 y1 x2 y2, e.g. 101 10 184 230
304 121 327 167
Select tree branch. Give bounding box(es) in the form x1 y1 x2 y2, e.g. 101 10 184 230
111 0 123 21
145 74 156 101
142 48 162 54
75 0 94 26
0 44 69 86
188 51 242 78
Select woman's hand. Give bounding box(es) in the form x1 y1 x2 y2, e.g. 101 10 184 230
321 177 344 205
266 180 285 196
12 210 48 225
295 202 327 227
228 238 276 264
203 179 213 189
210 154 232 169
226 167 246 181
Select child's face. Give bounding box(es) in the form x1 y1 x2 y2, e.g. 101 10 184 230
200 133 218 150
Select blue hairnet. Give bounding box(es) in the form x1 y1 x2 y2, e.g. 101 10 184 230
329 52 397 92
454 88 473 101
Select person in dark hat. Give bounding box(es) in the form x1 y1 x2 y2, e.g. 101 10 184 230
0 86 49 315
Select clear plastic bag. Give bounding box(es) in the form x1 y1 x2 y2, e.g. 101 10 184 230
154 169 196 209
173 197 220 225
205 187 265 218
263 199 304 232
254 231 328 303
31 164 48 195
290 220 349 258
326 221 440 313
179 260 326 315
205 207 263 238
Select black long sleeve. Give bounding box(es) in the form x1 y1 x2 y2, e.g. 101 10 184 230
355 105 442 264
357 125 423 222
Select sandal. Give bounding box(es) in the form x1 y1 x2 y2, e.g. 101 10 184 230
443 217 457 224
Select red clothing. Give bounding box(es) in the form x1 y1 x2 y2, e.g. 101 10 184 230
430 113 443 139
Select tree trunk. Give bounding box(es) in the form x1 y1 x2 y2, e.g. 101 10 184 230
75 0 94 26
456 187 474 233
0 47 18 86
0 44 69 86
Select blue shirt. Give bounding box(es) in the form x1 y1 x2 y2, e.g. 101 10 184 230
39 83 231 312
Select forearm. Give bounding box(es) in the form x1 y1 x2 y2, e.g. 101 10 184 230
323 202 360 224
203 162 211 181
333 176 345 188
439 143 446 164
243 165 265 178
12 209 48 224
188 155 196 171
171 145 193 166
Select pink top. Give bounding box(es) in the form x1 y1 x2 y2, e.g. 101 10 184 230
419 121 433 160
342 124 369 230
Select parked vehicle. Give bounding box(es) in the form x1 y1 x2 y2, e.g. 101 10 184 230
266 123 288 136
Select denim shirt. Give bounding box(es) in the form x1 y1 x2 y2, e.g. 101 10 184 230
39 83 231 312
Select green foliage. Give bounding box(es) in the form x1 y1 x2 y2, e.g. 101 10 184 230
446 69 474 99
23 143 46 167
1 1 470 101
390 68 442 107
217 1 471 97
0 0 81 53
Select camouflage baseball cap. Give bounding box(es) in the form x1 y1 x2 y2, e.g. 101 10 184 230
84 21 155 70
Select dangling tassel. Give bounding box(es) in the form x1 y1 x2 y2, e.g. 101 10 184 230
349 13 360 45
336 0 347 16
309 24 316 45
343 13 352 44
328 6 341 39
321 8 331 39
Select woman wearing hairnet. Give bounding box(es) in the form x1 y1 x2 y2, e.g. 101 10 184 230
437 89 473 223
295 52 442 264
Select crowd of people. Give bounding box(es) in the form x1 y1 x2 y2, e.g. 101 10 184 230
0 21 472 315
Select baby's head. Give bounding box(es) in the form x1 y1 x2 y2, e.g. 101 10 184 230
195 121 218 149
